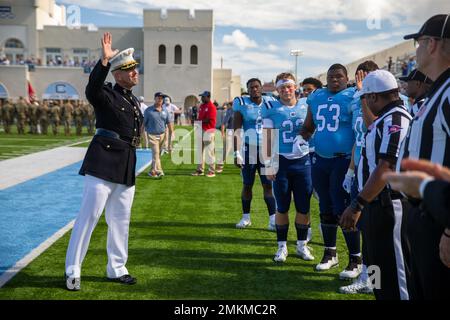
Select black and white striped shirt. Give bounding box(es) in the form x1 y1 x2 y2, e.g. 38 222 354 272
397 68 450 170
358 101 412 191
410 96 426 118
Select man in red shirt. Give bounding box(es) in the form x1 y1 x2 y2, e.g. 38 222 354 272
192 91 217 177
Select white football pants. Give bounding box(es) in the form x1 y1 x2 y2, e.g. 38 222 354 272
65 174 135 278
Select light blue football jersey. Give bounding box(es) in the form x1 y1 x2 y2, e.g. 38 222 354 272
233 95 276 146
262 98 309 157
306 87 356 158
350 97 366 166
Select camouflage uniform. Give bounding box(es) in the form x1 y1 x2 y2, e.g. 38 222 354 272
1 100 13 133
38 101 50 135
15 98 28 134
50 102 61 135
73 102 84 136
85 102 95 135
28 101 39 134
61 100 74 136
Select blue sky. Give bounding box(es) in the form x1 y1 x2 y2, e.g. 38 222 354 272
57 0 450 85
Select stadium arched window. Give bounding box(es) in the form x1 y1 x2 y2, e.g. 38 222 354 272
158 45 166 64
5 38 24 49
190 45 198 65
174 45 182 65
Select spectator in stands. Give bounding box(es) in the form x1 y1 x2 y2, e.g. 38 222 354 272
407 56 417 74
387 56 393 72
401 62 408 76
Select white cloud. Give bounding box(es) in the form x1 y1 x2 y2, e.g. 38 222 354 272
267 44 279 52
222 30 258 50
59 0 450 30
98 10 128 18
215 30 411 85
330 22 348 34
213 45 291 85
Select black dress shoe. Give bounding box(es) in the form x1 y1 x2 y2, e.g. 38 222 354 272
107 274 137 285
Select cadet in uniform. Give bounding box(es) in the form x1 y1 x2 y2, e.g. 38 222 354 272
14 97 28 135
74 101 84 135
85 102 96 135
1 99 14 134
28 101 39 134
39 101 50 135
50 101 61 135
65 32 143 291
61 100 74 136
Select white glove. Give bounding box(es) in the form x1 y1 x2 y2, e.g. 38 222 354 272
342 169 355 194
292 135 309 155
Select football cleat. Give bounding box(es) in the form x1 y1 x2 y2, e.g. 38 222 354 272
306 227 312 243
65 273 80 291
205 171 216 178
296 244 314 261
267 221 276 232
236 218 251 229
273 247 288 262
315 249 339 271
191 169 204 176
339 255 363 280
339 277 373 294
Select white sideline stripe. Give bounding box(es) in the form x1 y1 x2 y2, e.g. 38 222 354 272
0 130 192 288
0 220 75 288
0 145 89 190
136 157 153 176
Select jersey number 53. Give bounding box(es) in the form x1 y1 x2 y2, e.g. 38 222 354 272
316 104 340 132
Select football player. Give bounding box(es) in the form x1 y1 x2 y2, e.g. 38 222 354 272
262 72 313 262
233 78 277 231
300 64 362 280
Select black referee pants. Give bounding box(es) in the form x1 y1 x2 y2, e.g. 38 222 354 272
362 197 411 300
407 205 450 300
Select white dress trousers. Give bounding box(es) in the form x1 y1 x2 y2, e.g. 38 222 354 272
65 174 135 278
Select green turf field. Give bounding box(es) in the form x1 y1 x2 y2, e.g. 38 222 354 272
0 129 373 300
0 126 92 160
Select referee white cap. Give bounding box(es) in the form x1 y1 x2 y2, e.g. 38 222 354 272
354 70 398 98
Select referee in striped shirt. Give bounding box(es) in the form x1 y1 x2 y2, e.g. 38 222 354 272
399 69 433 117
340 70 412 300
394 14 450 300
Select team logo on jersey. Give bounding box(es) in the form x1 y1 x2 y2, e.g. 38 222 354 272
388 125 402 135
328 97 333 102
290 112 296 117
